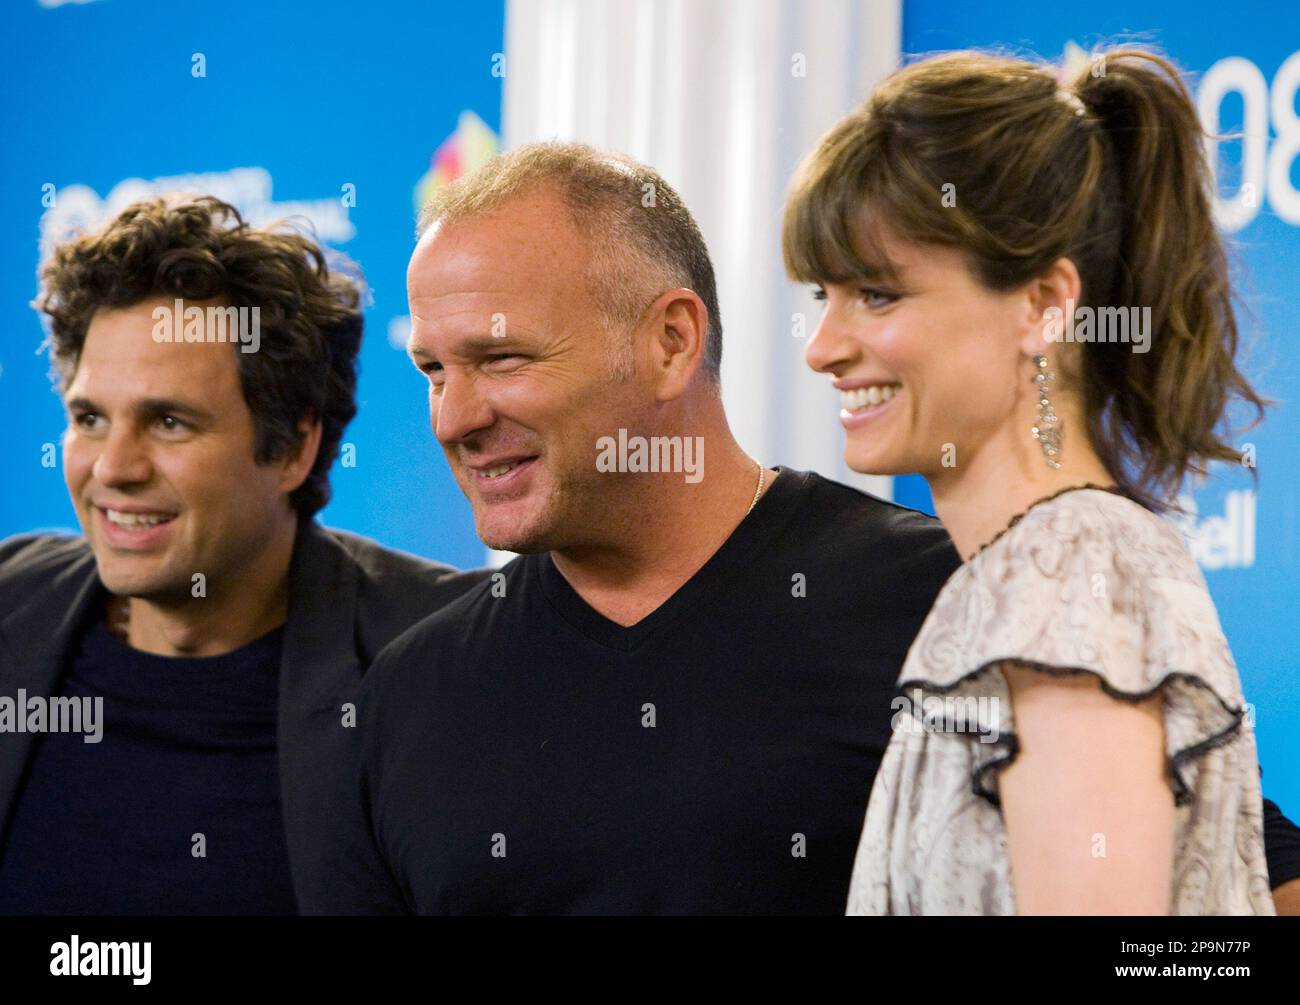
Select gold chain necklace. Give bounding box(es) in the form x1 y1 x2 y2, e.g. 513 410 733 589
746 460 765 516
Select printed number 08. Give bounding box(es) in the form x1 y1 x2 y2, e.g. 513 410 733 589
1198 51 1300 231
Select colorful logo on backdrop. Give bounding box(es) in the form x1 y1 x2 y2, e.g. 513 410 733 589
38 167 355 258
389 111 501 351
413 110 499 217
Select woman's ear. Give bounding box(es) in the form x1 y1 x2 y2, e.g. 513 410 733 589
1019 256 1082 357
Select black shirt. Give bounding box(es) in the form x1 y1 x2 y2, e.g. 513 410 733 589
350 467 1300 913
353 467 962 914
0 617 297 915
1263 783 1300 890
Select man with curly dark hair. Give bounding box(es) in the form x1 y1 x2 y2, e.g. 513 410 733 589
0 195 487 915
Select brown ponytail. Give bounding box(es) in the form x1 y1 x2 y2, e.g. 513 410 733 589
1070 50 1267 510
783 47 1269 512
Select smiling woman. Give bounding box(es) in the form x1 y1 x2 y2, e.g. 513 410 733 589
784 46 1280 916
784 48 1267 515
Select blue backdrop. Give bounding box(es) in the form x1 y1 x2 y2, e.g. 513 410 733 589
0 0 504 572
2 1 1295 812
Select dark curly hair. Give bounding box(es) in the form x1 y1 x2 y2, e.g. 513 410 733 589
35 194 365 518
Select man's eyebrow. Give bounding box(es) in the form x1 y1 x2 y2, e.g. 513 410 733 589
65 395 215 423
133 398 215 422
408 334 528 363
458 334 523 352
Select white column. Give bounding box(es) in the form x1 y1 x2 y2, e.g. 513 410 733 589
503 0 900 498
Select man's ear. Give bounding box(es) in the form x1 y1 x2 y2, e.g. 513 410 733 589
644 287 709 401
279 417 324 496
1018 256 1082 357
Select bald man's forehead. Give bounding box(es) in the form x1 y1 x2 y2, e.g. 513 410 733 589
409 207 594 305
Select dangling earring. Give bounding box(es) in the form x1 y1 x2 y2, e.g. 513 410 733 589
1031 354 1062 469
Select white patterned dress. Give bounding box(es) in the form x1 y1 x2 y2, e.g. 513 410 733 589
846 488 1275 915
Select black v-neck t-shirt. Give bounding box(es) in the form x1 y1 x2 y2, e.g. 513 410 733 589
351 468 961 914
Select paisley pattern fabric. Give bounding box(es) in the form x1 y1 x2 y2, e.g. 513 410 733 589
846 489 1275 915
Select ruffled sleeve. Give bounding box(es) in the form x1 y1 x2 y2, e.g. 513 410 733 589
897 490 1247 808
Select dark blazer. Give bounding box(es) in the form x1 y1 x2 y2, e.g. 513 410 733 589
0 521 490 914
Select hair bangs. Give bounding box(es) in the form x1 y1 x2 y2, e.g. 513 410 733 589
783 129 904 288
